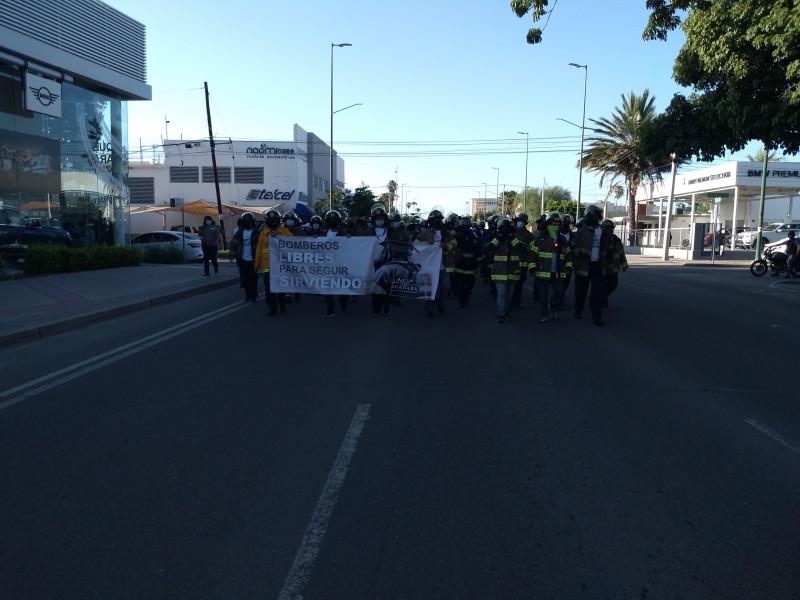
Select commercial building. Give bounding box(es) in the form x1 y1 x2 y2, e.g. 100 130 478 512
1 0 151 246
128 125 343 234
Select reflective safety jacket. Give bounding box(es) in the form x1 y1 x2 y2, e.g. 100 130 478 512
528 232 573 279
569 225 614 276
609 234 629 273
255 226 292 273
513 226 535 269
484 235 526 282
452 231 482 275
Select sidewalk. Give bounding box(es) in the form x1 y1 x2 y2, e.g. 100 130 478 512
0 261 240 348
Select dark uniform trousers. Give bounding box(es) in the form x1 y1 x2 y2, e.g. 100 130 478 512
574 261 606 320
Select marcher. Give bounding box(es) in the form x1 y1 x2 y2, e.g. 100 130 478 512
364 204 400 316
282 210 306 236
570 205 614 326
255 209 292 316
416 209 454 317
531 214 547 302
601 219 629 307
322 210 350 317
484 217 526 323
528 211 572 322
452 216 481 308
510 212 534 309
199 216 222 276
229 212 259 302
557 214 574 307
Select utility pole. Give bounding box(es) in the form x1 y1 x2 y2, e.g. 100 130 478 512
205 81 226 248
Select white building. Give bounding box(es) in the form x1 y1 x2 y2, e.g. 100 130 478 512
128 125 342 223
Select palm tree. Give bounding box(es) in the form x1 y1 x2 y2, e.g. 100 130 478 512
746 148 783 162
582 89 671 235
387 180 398 212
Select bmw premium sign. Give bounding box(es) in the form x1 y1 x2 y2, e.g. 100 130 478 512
24 71 62 118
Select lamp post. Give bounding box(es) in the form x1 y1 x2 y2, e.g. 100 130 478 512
492 167 500 214
518 131 529 214
330 42 352 211
164 115 170 140
569 62 588 221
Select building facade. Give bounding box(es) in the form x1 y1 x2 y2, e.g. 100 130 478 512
0 0 150 246
129 124 342 216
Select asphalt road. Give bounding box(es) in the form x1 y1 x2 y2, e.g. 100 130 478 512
1 263 799 599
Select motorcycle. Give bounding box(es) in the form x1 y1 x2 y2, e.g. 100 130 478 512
749 244 800 277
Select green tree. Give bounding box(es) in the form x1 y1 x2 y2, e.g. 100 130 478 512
514 185 573 216
582 90 671 234
313 189 347 215
511 0 800 158
646 0 800 158
500 190 518 216
341 184 377 217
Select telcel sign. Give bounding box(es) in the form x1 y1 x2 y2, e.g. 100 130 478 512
246 188 296 201
246 143 295 159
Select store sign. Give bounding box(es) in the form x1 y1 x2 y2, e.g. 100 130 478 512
24 71 62 118
246 188 296 201
245 143 295 159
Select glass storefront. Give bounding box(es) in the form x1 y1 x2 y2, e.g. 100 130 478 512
0 63 129 246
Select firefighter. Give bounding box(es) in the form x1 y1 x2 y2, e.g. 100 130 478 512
528 211 573 322
255 209 292 316
229 212 260 302
570 205 614 326
484 216 527 323
282 210 306 236
416 209 454 317
451 216 481 308
321 210 350 318
510 211 534 310
601 219 629 308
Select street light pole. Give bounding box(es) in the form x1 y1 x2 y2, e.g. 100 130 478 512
569 62 588 221
330 42 352 211
518 131 528 214
492 167 499 214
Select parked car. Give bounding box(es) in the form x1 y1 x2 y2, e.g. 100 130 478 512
130 231 204 261
0 205 72 255
736 222 800 249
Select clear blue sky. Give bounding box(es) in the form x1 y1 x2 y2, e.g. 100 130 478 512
107 0 763 216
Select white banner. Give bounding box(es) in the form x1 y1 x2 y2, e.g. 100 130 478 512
24 71 62 118
269 236 442 298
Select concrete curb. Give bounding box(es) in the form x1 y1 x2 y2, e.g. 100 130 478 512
0 276 239 349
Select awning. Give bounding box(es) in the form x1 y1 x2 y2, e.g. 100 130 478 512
294 202 314 218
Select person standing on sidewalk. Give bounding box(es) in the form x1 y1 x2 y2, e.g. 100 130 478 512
199 216 222 276
255 209 292 316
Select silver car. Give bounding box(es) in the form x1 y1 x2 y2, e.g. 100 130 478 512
130 231 204 262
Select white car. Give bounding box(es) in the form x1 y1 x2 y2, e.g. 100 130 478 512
130 231 204 261
736 222 800 248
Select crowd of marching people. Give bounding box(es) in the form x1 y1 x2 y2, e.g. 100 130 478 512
227 202 628 326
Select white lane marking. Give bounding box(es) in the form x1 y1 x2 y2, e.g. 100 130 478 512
0 299 249 412
278 403 371 600
745 419 800 454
